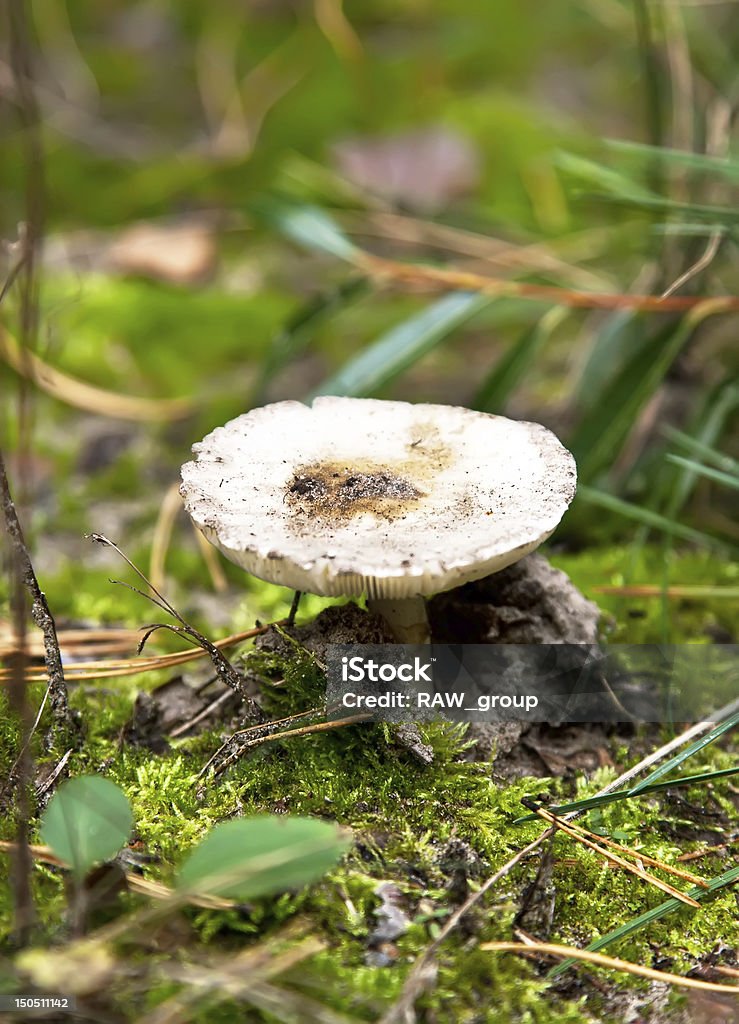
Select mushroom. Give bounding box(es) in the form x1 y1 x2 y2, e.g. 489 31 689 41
179 397 576 643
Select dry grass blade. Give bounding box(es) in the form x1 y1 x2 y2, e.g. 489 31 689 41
593 584 739 598
0 325 193 421
713 966 739 979
528 804 705 903
193 526 229 592
0 621 146 660
479 941 739 994
678 837 738 863
355 252 739 313
149 482 188 593
0 841 235 910
314 0 363 63
350 211 614 292
0 624 278 684
141 936 331 1024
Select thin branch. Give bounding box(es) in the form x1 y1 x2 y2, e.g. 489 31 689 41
90 534 186 625
90 535 264 722
2 0 48 945
0 450 76 746
378 835 547 1024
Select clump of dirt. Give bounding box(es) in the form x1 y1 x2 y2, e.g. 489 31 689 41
427 552 601 644
428 553 602 764
256 601 395 663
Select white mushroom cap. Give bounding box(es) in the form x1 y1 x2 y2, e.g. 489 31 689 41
180 398 576 600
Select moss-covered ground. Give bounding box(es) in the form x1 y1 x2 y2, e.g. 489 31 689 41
1 549 737 1022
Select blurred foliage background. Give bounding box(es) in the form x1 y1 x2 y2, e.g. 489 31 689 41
1 0 737 638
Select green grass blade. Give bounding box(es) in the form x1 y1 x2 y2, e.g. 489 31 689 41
628 708 739 795
665 454 739 491
575 485 732 551
514 766 739 822
547 864 739 979
252 277 370 404
573 310 645 416
660 381 739 518
592 194 739 222
474 306 567 413
662 423 739 474
570 305 721 482
310 292 492 398
251 198 361 262
556 152 657 202
654 222 733 238
605 139 739 182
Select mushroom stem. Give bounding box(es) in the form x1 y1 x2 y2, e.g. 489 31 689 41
367 596 431 644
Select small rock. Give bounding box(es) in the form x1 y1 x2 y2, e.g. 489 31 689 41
368 881 412 945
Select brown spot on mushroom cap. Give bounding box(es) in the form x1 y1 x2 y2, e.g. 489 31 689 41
286 460 425 527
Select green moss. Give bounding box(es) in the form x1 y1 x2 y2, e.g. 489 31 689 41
2 582 736 1021
41 277 288 397
549 544 739 643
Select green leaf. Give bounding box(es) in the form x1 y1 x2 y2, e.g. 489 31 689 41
570 305 721 482
39 776 133 881
252 199 360 262
176 816 351 900
474 306 567 413
311 292 491 398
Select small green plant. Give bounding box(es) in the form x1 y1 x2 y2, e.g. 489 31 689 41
40 776 133 881
176 816 351 901
39 775 350 905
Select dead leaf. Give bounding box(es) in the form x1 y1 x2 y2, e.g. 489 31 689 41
333 127 480 212
106 219 217 286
